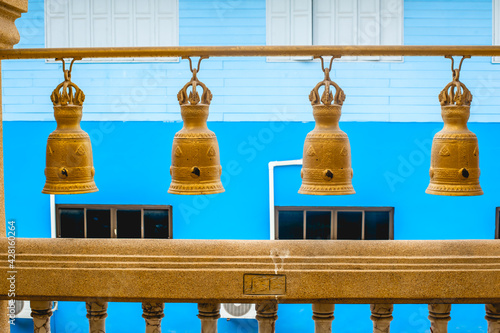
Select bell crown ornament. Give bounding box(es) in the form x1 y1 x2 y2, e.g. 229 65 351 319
438 56 472 107
168 57 224 195
177 56 213 106
426 56 482 196
299 56 355 195
308 57 345 107
50 59 85 107
42 58 98 194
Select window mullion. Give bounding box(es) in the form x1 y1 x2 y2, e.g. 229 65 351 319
111 0 115 47
111 208 117 238
330 209 334 240
154 0 159 54
361 210 365 240
333 209 338 240
389 208 394 240
83 208 87 238
88 0 93 48
132 0 137 53
275 206 279 240
67 1 73 48
303 210 307 240
141 208 145 239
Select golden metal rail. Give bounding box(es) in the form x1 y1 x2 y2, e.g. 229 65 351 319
3 45 500 59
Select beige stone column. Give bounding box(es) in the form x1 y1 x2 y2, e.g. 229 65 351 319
256 302 278 333
0 58 7 333
428 304 451 333
86 301 108 333
312 303 335 333
31 301 53 333
486 304 500 333
370 304 393 333
198 303 220 333
143 302 165 333
0 2 29 332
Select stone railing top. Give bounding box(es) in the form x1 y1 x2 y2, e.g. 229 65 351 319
1 238 499 304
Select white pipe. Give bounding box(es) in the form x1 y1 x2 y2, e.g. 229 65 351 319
268 159 303 240
50 194 56 238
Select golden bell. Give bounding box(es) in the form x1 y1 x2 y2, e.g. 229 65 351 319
299 57 355 195
426 56 482 196
42 59 98 194
168 57 224 195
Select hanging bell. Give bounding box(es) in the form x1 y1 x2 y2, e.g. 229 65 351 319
42 59 98 194
299 57 355 195
426 56 482 196
168 57 224 195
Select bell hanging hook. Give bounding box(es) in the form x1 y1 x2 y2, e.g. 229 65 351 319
55 57 82 82
315 55 340 81
445 55 470 82
183 56 209 79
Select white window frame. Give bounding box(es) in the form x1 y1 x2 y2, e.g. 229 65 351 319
493 0 500 63
266 0 404 62
45 0 179 62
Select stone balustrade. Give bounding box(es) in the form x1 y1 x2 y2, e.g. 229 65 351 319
0 238 499 332
0 1 500 332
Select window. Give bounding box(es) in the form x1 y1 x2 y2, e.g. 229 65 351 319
57 204 172 239
45 0 178 61
266 0 403 61
275 206 393 240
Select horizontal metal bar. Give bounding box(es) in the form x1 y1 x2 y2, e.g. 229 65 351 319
2 45 500 60
1 238 499 303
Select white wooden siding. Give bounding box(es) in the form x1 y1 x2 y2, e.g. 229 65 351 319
45 0 178 61
268 0 403 62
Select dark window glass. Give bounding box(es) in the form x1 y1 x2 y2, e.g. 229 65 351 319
144 210 170 239
60 208 84 238
278 211 304 239
117 210 141 238
86 209 111 238
306 211 331 239
364 211 390 240
337 211 362 240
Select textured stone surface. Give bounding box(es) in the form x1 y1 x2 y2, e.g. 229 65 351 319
428 304 451 333
0 59 7 333
198 303 220 333
256 302 278 333
86 300 108 333
0 2 28 332
0 0 26 48
31 301 53 333
0 238 499 304
143 302 164 333
312 303 335 333
486 304 500 333
371 304 393 333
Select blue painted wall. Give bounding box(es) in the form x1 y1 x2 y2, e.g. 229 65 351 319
5 121 498 332
4 0 500 331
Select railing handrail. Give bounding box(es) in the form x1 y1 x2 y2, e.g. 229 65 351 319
2 238 499 304
3 45 500 59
